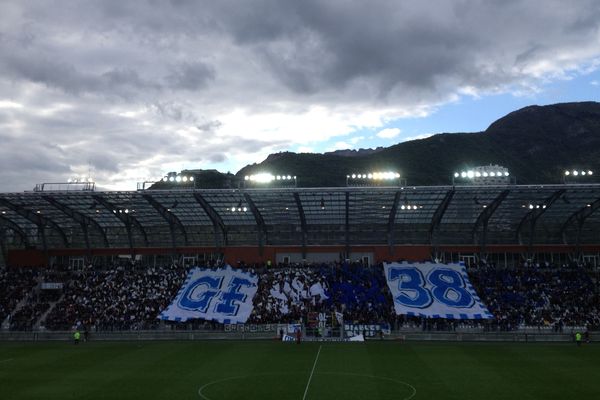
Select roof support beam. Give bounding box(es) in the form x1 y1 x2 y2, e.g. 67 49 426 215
43 195 110 254
0 215 31 248
293 193 307 259
243 193 267 255
429 189 455 247
345 191 350 257
472 189 510 252
0 197 68 250
193 193 227 248
142 194 189 251
386 191 402 255
516 189 565 251
559 196 600 252
92 195 148 254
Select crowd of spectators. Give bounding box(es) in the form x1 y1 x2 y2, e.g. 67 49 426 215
43 264 187 331
469 262 599 331
1 259 598 332
248 265 330 324
248 261 392 325
0 268 38 325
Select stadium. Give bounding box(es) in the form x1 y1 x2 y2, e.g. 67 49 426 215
2 1 600 399
1 176 599 399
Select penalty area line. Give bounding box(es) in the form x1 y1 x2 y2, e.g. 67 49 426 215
302 345 322 400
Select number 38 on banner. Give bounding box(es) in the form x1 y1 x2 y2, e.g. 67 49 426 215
388 267 474 309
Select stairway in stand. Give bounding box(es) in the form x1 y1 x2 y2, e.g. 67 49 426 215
34 293 65 331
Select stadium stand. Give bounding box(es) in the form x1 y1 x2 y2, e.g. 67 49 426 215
42 265 187 331
0 261 597 333
469 262 599 331
0 185 599 335
0 269 38 328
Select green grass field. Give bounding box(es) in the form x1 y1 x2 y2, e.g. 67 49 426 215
0 340 598 400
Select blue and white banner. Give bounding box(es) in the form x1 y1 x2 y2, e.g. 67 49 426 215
384 262 493 320
159 266 258 324
282 334 296 342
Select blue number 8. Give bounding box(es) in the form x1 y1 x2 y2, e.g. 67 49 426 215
389 267 433 308
428 269 474 308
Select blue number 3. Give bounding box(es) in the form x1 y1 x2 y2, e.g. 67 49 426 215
389 268 433 308
389 267 474 309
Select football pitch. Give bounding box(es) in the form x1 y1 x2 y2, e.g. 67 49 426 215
0 340 598 400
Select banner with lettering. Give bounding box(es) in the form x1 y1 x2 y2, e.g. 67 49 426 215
383 262 493 320
159 266 258 324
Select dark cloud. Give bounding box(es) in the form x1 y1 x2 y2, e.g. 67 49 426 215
0 0 599 191
166 61 216 90
197 120 222 132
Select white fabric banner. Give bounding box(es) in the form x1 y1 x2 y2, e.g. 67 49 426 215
383 262 493 320
159 266 258 323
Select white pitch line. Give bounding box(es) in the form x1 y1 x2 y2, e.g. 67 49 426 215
302 345 322 400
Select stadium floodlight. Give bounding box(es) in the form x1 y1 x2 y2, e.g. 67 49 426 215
168 177 175 182
400 203 421 211
256 173 274 182
244 172 296 187
563 168 594 183
453 166 511 185
347 171 403 186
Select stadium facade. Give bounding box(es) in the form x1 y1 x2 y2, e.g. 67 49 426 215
1 183 600 268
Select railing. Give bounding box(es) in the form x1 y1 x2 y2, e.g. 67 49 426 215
0 328 596 343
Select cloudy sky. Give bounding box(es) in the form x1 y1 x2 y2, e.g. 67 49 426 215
0 0 599 191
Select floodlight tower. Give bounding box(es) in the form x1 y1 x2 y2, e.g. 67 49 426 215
452 165 512 185
563 169 594 184
346 171 404 187
243 173 297 188
137 172 196 190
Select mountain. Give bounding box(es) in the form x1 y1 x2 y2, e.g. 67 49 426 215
238 102 600 187
156 102 600 188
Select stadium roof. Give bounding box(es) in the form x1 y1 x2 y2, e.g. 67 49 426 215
1 184 600 252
